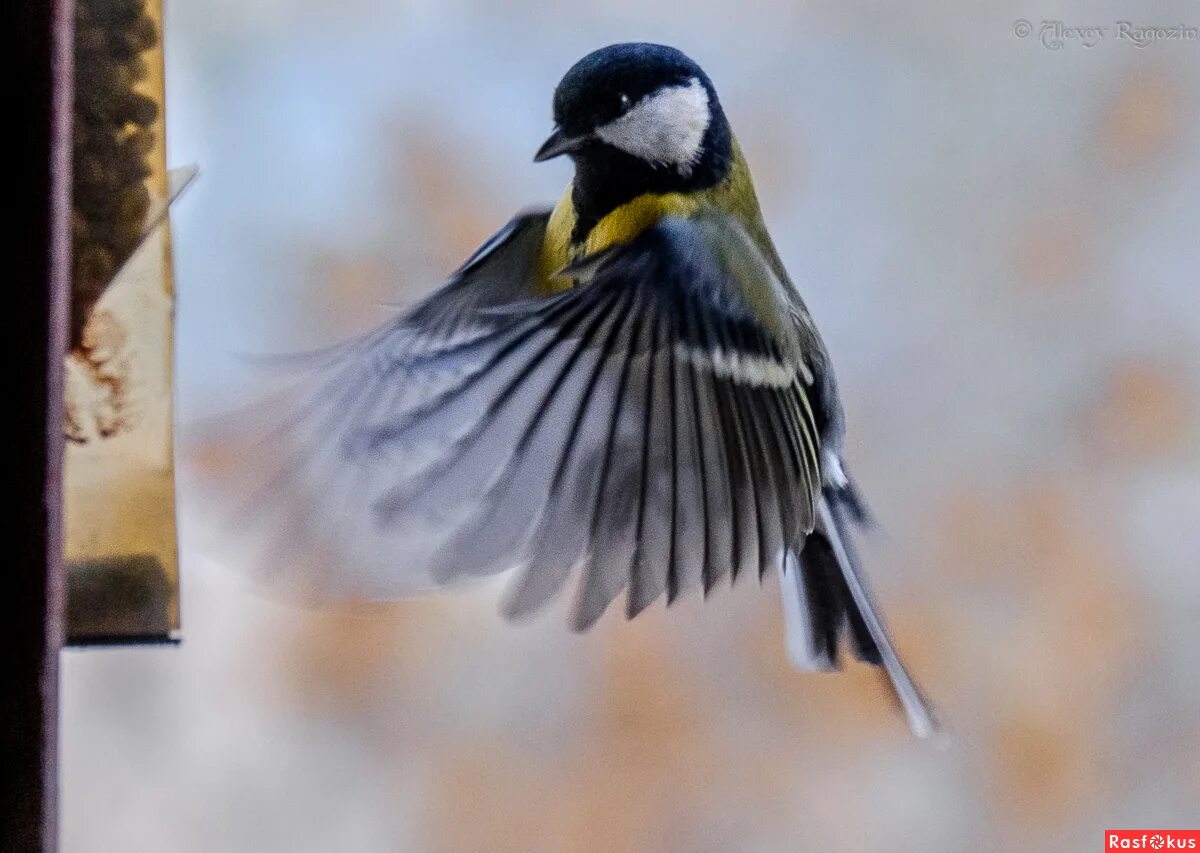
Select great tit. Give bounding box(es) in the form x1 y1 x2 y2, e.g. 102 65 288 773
229 42 939 738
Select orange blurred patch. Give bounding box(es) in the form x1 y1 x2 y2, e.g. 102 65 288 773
1013 505 1148 700
1081 360 1193 462
1098 70 1179 169
276 598 446 716
965 480 1146 833
989 711 1106 831
593 615 715 765
925 472 1146 834
316 255 391 315
934 483 1023 583
183 429 245 479
553 620 722 852
1012 203 1093 291
935 476 1148 686
931 479 1077 585
394 124 507 269
426 740 561 853
425 617 752 853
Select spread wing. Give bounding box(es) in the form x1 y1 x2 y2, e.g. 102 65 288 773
206 210 824 630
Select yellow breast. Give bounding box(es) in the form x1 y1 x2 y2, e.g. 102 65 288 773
535 140 773 294
536 189 704 294
582 192 705 255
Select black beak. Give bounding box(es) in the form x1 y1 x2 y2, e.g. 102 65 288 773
534 127 588 162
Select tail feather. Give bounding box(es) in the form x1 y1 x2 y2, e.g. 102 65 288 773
780 547 839 672
780 488 941 740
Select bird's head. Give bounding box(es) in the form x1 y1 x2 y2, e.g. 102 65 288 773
536 44 734 228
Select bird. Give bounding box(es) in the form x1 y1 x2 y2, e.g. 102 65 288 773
217 42 939 738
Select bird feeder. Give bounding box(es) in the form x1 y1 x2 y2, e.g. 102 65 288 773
63 0 191 645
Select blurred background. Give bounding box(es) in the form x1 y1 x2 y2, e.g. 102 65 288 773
61 1 1199 850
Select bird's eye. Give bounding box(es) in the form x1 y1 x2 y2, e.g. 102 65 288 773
618 93 631 111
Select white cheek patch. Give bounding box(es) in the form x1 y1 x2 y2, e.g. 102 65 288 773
594 77 711 176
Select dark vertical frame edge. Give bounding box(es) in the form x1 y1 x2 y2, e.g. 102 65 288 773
6 0 73 849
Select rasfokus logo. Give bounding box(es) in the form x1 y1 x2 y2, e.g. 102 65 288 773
1107 830 1200 850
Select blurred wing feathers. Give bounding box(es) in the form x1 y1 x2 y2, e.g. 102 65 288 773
207 211 825 629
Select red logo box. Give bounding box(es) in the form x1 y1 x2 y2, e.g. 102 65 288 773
1106 831 1200 850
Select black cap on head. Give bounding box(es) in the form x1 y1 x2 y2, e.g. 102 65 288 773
552 43 717 138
